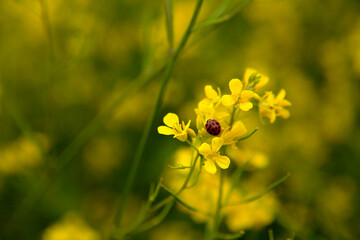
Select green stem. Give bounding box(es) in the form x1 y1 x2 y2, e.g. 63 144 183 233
150 152 200 213
164 0 174 52
207 170 224 240
223 157 252 206
229 107 237 127
39 0 55 63
161 185 210 216
112 0 204 230
269 229 274 240
186 139 200 153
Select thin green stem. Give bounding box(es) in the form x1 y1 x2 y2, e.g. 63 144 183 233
223 157 252 205
130 201 174 235
164 0 174 52
112 0 203 231
237 127 258 141
186 139 200 153
229 107 237 127
226 173 290 206
269 229 274 240
161 185 210 216
207 170 224 240
150 153 200 213
39 0 55 63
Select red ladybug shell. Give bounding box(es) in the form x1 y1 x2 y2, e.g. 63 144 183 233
205 119 221 136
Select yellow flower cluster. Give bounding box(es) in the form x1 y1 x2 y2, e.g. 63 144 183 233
158 68 291 174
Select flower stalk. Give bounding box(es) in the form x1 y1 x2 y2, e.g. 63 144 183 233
112 0 204 235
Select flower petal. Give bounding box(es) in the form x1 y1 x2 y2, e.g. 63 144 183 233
229 78 243 94
199 143 211 156
163 113 179 127
275 89 286 102
239 102 253 111
157 126 174 135
186 128 196 138
216 156 230 169
270 110 276 123
211 137 223 153
174 133 188 142
222 95 235 106
240 90 254 100
204 160 217 174
279 99 292 107
277 109 290 119
255 75 269 90
205 85 218 100
231 121 247 137
253 92 261 100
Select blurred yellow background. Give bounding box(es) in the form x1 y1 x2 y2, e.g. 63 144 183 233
0 0 359 239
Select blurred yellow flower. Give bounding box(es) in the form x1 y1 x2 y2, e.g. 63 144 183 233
158 113 194 142
227 148 269 169
220 121 247 145
0 134 48 175
222 78 255 111
225 192 279 231
199 137 230 174
259 89 291 123
42 212 100 240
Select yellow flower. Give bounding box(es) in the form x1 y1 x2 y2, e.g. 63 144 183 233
220 121 247 145
199 137 230 174
222 78 255 111
259 89 291 123
195 85 228 132
42 212 100 240
158 113 194 142
204 85 219 102
243 68 269 91
195 85 221 119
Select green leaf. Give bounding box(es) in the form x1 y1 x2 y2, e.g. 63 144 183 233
168 165 192 169
227 173 290 206
193 0 252 31
149 178 163 202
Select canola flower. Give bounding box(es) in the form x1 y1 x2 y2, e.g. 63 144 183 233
222 78 255 111
199 137 230 174
158 68 291 173
157 68 291 239
258 89 292 123
157 113 196 142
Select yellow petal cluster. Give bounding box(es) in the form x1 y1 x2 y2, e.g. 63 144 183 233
259 89 292 123
220 121 247 145
222 78 255 111
199 137 230 174
157 113 194 142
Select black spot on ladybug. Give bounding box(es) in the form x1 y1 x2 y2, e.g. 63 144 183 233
205 119 221 136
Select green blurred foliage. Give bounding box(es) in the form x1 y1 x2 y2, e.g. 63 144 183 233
0 0 359 239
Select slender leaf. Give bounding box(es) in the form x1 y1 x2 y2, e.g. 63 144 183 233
227 173 290 206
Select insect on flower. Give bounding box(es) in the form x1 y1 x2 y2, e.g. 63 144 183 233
205 119 221 136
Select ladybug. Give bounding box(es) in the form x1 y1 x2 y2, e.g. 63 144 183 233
205 119 221 136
